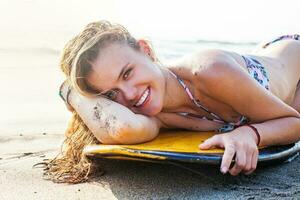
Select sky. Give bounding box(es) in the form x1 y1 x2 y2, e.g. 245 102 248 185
0 0 299 49
115 0 300 42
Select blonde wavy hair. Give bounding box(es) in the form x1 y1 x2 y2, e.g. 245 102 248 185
41 21 158 183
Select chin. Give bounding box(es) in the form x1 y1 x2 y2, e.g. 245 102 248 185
146 100 163 116
134 100 161 116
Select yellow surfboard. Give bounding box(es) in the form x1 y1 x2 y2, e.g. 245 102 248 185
84 130 300 165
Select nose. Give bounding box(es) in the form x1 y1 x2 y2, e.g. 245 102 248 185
119 84 138 103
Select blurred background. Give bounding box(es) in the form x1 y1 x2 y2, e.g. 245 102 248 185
0 0 299 134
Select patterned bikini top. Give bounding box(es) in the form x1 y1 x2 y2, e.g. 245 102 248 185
169 55 270 133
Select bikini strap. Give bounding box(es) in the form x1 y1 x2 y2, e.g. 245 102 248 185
168 70 225 123
263 34 300 48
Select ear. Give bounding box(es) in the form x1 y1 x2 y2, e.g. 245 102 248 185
137 39 155 61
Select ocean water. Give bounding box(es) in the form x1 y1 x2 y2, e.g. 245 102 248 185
152 38 256 61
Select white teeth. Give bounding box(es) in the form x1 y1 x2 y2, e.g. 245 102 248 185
135 88 149 107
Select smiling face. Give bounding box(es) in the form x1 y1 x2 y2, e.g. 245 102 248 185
86 42 166 116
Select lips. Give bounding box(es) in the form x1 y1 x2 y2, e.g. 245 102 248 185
134 87 150 108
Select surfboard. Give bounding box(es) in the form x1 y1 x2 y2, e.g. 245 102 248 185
83 130 300 165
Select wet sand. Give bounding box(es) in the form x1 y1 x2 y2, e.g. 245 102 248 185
0 131 299 199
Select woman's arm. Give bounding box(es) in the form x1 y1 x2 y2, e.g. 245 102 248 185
61 83 162 144
251 117 300 146
192 50 300 175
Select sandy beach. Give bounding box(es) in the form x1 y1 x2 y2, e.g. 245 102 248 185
1 129 300 199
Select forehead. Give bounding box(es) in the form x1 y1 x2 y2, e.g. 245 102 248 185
86 43 138 91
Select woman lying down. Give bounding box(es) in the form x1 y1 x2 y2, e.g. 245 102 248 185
45 21 300 183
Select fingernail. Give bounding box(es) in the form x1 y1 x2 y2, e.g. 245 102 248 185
221 167 228 174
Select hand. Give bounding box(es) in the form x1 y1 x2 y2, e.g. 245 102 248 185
199 126 259 176
59 80 74 112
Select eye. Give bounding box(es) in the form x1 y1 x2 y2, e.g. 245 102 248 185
104 90 118 100
123 68 132 80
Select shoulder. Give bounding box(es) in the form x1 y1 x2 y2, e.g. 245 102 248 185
183 49 240 78
168 49 242 91
170 49 233 69
194 49 239 72
190 49 244 92
169 49 238 74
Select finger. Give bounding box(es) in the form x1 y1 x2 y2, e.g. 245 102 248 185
245 149 259 175
243 150 253 175
229 148 246 176
199 135 222 150
220 143 236 174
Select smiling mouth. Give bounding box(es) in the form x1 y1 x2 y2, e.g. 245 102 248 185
134 87 150 107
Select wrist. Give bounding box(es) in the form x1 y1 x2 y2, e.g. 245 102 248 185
242 124 261 146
